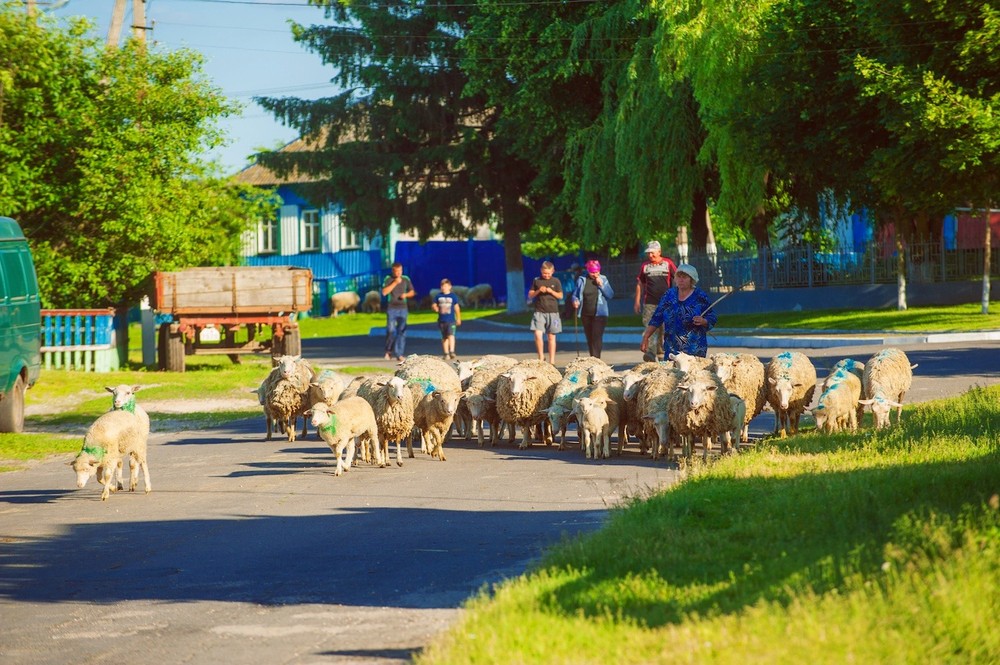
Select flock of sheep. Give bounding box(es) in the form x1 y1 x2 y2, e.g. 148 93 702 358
68 346 917 499
329 282 496 316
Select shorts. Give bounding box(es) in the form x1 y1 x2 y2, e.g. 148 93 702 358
530 312 562 335
438 321 457 339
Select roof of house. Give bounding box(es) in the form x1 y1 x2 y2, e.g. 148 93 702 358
231 132 327 187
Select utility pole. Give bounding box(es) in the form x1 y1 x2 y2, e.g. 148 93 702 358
132 0 148 45
25 0 36 16
107 0 127 47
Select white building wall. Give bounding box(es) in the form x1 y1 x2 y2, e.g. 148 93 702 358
279 204 298 255
322 207 338 253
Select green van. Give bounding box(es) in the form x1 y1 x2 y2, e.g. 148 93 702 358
0 217 41 432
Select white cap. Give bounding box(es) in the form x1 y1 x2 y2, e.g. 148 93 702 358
645 241 661 253
676 263 699 283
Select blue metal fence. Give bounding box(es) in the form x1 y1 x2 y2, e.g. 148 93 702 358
40 309 119 372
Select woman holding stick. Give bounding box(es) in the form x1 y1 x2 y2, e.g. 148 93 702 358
572 259 614 358
640 263 716 359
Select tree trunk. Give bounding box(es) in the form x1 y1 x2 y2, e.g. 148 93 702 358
983 207 992 315
502 208 526 314
689 189 709 252
896 236 907 311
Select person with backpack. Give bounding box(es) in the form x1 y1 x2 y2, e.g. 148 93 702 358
634 240 677 361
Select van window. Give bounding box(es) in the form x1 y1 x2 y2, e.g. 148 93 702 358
0 247 34 301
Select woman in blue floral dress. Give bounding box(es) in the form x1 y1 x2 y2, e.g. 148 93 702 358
639 263 717 359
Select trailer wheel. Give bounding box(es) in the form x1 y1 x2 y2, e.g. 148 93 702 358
0 374 26 433
283 327 302 357
159 324 186 372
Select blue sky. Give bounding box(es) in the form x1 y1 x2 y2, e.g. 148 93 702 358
48 0 339 175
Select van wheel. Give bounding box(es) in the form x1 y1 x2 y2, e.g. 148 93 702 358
0 374 26 433
158 324 186 372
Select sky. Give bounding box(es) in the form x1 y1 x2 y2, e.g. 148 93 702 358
47 0 340 175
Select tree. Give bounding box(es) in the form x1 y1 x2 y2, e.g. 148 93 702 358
256 0 538 312
0 7 271 312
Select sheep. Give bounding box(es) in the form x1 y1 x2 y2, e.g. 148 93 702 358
464 283 495 308
450 285 471 304
452 354 516 441
270 354 316 439
357 375 415 466
574 375 626 458
667 368 736 461
309 398 382 475
636 367 686 460
309 369 344 408
70 409 151 501
859 348 918 428
361 289 382 313
621 361 674 453
766 351 817 438
822 358 867 426
395 355 462 452
460 355 519 447
104 384 151 490
266 377 310 443
709 352 767 444
495 360 562 449
808 369 862 433
330 290 361 317
545 357 609 450
574 396 611 460
669 351 714 375
411 389 463 460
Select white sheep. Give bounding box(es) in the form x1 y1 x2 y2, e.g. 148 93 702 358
104 384 151 490
270 354 315 439
70 409 151 501
309 370 344 408
709 352 767 443
669 351 715 375
460 355 519 447
808 369 862 433
574 396 611 460
636 367 686 460
395 355 462 452
859 348 917 428
361 289 381 313
309 398 382 475
463 283 495 308
357 375 415 466
621 361 674 454
667 368 736 461
822 358 867 428
546 357 608 450
266 378 309 443
496 360 562 449
330 290 361 317
411 389 463 460
574 375 625 458
766 351 817 438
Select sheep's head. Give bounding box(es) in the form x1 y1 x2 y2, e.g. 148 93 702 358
545 402 570 434
642 411 670 448
679 378 718 411
105 384 141 412
622 372 645 401
575 396 609 428
70 448 105 488
310 404 333 430
858 394 900 428
276 355 302 380
386 376 408 402
455 361 477 383
431 390 462 417
711 355 736 384
768 375 800 410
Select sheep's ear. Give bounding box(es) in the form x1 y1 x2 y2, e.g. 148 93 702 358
105 386 115 394
131 385 141 393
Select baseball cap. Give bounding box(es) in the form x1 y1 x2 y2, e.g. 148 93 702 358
585 260 601 274
645 241 661 253
676 263 699 283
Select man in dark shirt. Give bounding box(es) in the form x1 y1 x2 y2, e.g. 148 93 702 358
634 240 677 361
381 262 415 361
528 261 563 364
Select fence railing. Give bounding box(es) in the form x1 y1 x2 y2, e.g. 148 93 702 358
40 309 119 372
603 239 999 293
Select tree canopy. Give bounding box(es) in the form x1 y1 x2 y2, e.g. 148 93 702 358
0 6 273 308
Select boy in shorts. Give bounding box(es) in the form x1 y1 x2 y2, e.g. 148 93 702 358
527 261 563 364
432 278 462 360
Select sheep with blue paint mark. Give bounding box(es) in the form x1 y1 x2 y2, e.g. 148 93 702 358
766 351 817 438
859 348 917 428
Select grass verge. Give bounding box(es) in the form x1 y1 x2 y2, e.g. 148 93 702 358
417 385 1000 663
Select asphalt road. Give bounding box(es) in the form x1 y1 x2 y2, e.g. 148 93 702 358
2 332 999 664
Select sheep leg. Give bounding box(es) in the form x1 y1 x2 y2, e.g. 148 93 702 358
128 456 140 492
369 432 384 467
395 440 403 467
343 438 356 473
602 429 611 460
518 424 530 450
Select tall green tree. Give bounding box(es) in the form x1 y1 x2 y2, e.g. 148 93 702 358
257 0 538 312
0 6 270 313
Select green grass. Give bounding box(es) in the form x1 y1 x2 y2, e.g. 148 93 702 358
416 386 1000 663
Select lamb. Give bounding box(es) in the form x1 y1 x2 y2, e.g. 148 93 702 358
104 384 151 490
395 355 462 452
309 369 344 408
766 351 817 438
822 358 867 426
460 355 519 447
411 389 464 460
495 359 562 449
70 409 151 501
636 367 686 460
574 396 611 460
546 357 609 450
859 348 917 428
361 289 382 313
574 375 626 458
330 290 361 317
709 352 767 443
808 369 862 433
667 368 736 461
463 283 495 308
309 398 382 475
621 361 673 453
357 375 415 466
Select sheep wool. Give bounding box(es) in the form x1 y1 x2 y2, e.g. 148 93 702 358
357 376 415 466
460 355 519 447
766 351 817 438
412 389 463 461
810 369 862 433
496 360 562 449
636 367 686 459
330 290 361 317
463 283 495 309
71 409 151 501
860 348 917 428
709 352 767 443
667 368 736 461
